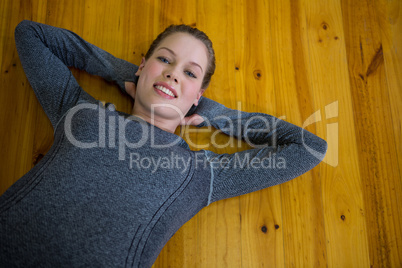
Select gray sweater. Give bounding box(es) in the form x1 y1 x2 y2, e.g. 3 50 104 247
0 20 327 267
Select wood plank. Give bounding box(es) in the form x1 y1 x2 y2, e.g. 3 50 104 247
341 0 402 266
378 0 402 263
301 0 371 266
271 0 328 266
376 0 402 174
231 0 284 267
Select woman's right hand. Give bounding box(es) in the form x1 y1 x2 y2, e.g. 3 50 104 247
125 81 136 100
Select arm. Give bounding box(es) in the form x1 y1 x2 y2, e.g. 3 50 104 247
190 97 327 204
14 20 138 128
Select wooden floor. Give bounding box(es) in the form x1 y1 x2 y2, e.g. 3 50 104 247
1 0 401 267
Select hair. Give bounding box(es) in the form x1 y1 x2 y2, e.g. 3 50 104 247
144 24 215 89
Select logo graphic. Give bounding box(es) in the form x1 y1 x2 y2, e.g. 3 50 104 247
302 101 339 167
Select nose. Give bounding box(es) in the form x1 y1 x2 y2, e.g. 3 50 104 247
164 69 178 83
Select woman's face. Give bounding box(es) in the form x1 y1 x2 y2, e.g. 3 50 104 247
134 32 208 121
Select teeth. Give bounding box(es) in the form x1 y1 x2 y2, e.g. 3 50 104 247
155 85 175 97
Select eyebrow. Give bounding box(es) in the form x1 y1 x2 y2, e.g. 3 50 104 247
157 47 204 73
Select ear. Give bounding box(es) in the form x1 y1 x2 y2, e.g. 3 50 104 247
193 88 205 106
135 57 146 76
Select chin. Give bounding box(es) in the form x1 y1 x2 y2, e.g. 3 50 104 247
150 105 186 120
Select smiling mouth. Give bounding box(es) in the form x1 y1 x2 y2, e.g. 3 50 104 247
154 85 177 98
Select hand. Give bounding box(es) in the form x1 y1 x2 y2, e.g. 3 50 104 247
180 114 205 126
125 81 136 100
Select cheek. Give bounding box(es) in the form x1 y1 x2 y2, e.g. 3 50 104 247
137 62 162 90
144 62 163 78
183 81 202 99
189 80 203 94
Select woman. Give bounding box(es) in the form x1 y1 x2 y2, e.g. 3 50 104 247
0 20 327 267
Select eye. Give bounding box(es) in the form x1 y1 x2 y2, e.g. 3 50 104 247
185 70 197 79
157 57 170 64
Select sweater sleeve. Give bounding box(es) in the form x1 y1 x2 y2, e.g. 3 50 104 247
190 97 327 204
14 20 138 128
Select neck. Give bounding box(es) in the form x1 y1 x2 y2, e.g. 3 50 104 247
131 105 180 134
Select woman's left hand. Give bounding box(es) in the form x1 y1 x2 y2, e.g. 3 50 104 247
180 114 205 126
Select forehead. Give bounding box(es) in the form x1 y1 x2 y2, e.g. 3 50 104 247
155 33 208 69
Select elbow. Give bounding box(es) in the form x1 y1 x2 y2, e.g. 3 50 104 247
310 136 328 163
14 20 35 44
15 20 31 35
301 132 328 164
319 137 328 161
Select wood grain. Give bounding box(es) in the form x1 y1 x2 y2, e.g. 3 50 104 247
341 0 402 266
0 0 401 267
